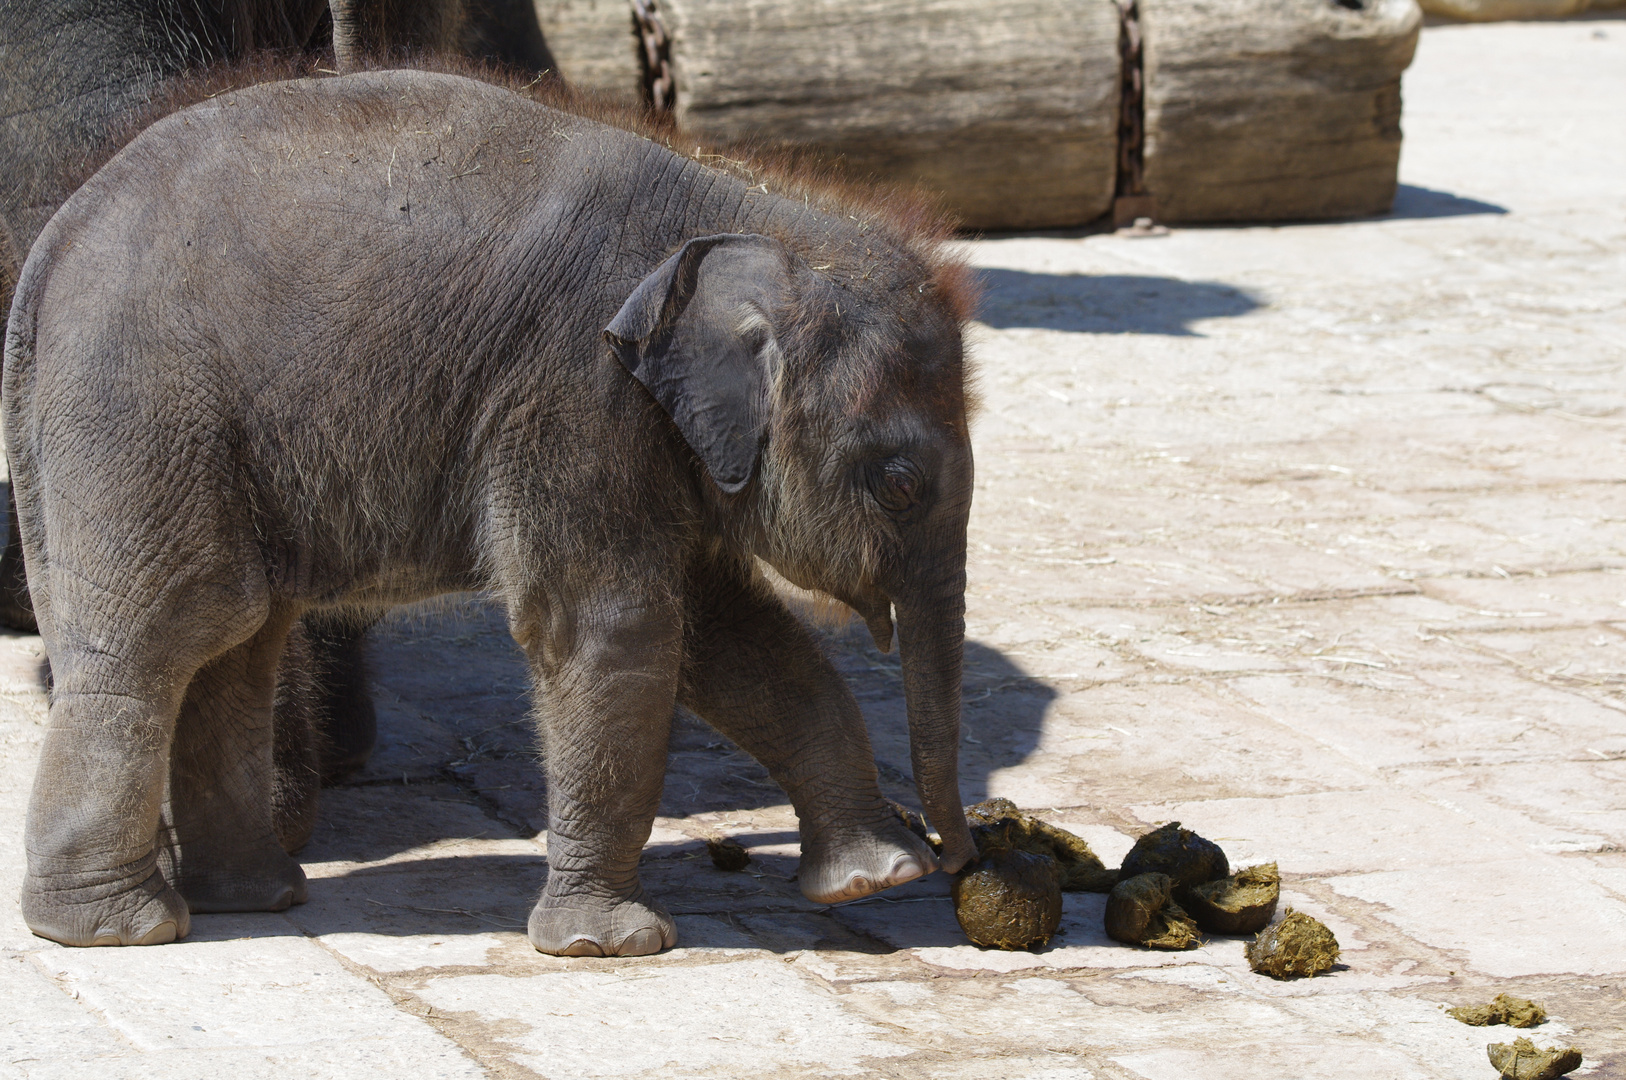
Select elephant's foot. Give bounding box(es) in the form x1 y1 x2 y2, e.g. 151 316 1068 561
528 887 677 957
22 863 191 947
797 817 938 904
163 839 309 914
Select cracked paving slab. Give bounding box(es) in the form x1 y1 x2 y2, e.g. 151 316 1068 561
0 17 1623 1080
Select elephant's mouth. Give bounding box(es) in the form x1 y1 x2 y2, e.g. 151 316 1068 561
844 584 895 653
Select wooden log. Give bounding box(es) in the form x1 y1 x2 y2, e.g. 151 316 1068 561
1139 0 1422 223
532 0 642 95
658 0 1122 231
1418 0 1605 18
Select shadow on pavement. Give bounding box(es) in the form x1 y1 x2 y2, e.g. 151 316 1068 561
1386 183 1508 220
976 269 1259 335
806 619 1057 809
183 597 1062 943
319 598 1057 860
671 615 1058 815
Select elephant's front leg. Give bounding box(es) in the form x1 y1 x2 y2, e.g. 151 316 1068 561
678 566 939 904
525 593 682 957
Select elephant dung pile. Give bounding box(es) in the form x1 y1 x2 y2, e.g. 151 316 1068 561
937 807 1321 966
706 837 751 871
1119 821 1229 890
1486 1038 1583 1080
1450 998 1581 1080
963 798 1118 893
1449 994 1548 1029
937 799 1111 950
1107 822 1283 950
1244 908 1341 979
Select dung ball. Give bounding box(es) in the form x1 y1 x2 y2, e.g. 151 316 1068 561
706 837 751 872
1120 822 1228 890
951 848 1063 950
1448 994 1547 1029
1487 1037 1582 1080
1245 908 1339 979
1104 872 1200 950
960 799 1112 892
1183 862 1280 935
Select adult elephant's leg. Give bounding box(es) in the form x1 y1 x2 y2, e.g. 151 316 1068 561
159 610 309 913
460 0 558 74
0 483 36 631
0 240 30 631
301 612 379 785
330 0 558 73
329 0 462 71
524 587 682 957
676 561 939 904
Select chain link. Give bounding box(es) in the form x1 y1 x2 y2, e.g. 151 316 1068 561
630 0 675 113
1115 0 1146 198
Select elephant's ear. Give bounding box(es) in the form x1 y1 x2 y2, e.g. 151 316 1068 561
605 234 792 495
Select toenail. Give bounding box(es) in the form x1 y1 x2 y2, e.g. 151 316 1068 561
618 927 662 955
558 937 606 957
135 921 178 946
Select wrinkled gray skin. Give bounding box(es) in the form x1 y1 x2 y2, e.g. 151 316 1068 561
5 71 979 956
0 0 559 804
0 0 554 286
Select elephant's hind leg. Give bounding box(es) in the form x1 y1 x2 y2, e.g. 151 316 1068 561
271 618 323 854
302 612 379 785
19 470 279 943
266 613 381 853
20 681 195 947
678 561 938 904
21 612 299 943
160 611 309 912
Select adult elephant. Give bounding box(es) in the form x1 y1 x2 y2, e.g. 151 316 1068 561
1 0 555 301
0 0 557 793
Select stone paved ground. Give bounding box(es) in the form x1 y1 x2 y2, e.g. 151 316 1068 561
2 18 1623 1080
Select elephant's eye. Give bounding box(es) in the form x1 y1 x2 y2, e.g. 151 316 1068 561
869 458 923 512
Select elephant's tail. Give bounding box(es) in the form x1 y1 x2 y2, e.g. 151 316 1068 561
0 215 44 633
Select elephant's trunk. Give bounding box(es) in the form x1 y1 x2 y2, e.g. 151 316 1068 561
894 567 976 874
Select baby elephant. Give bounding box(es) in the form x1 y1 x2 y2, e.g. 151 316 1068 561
5 70 979 954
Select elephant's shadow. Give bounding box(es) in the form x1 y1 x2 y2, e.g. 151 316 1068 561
270 594 1057 943
336 596 1052 840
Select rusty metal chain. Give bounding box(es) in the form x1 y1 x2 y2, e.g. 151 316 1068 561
631 0 675 114
1115 0 1146 198
1113 0 1159 226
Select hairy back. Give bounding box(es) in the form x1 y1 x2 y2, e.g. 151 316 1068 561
8 69 973 603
